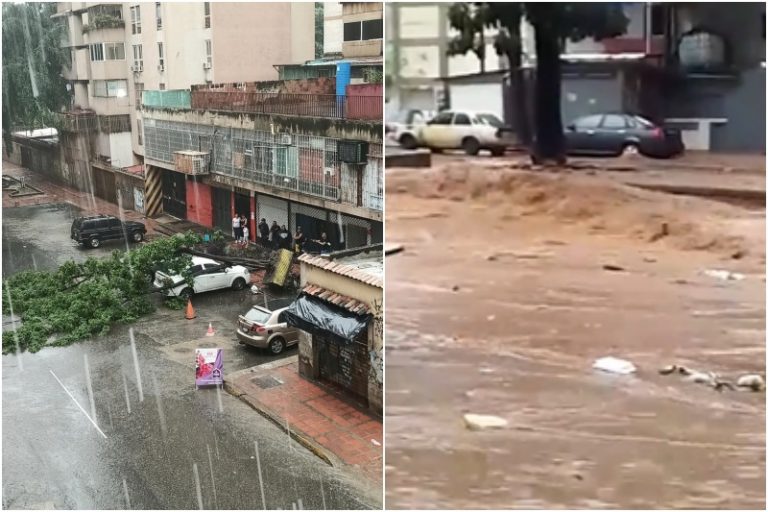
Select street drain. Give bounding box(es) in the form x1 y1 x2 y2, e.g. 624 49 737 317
252 376 283 389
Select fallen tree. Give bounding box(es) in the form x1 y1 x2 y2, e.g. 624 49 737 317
2 232 203 354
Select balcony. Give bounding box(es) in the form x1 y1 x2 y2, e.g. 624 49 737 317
82 14 124 33
188 91 383 121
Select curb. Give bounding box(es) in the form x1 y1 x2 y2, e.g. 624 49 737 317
223 375 339 468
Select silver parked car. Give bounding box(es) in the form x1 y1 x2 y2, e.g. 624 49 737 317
236 306 299 354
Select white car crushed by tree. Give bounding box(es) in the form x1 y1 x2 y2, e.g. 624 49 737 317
153 256 251 299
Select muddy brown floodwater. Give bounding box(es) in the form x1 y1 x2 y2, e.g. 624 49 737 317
385 164 765 510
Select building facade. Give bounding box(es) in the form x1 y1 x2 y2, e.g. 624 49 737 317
140 77 383 249
286 249 383 416
52 1 318 211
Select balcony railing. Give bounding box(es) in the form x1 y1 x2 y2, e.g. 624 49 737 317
188 91 382 121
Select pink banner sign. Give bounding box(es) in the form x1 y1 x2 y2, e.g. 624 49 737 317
195 348 223 387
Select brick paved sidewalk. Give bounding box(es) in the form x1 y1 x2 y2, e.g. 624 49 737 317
225 358 382 487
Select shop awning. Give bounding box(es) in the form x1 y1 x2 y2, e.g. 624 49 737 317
283 293 371 343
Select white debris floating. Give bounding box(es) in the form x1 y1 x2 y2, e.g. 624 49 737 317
737 374 765 391
702 269 745 281
463 413 509 431
593 356 637 375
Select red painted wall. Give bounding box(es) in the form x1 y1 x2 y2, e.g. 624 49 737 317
186 180 213 228
346 84 383 121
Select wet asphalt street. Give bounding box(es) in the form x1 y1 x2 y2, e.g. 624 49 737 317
2 203 379 509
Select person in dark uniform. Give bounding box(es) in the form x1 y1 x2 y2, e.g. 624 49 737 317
269 221 280 249
258 218 270 246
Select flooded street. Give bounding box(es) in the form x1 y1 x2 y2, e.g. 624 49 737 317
2 203 378 510
385 164 766 509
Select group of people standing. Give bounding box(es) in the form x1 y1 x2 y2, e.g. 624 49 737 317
233 212 333 255
231 213 250 246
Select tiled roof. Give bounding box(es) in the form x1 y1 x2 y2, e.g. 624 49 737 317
298 253 383 288
303 284 371 315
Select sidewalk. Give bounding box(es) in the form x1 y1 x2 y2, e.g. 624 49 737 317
224 356 382 487
2 159 163 235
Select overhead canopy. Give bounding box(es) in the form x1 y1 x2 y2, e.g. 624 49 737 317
283 294 371 343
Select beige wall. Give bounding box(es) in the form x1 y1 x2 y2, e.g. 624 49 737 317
210 2 315 84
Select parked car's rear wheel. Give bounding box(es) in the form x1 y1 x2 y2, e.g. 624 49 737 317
231 277 247 291
179 287 193 300
89 237 101 248
620 143 640 157
400 134 417 150
490 147 506 157
462 137 480 156
131 231 144 242
268 337 286 355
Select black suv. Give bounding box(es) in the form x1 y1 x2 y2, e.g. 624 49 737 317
71 215 147 249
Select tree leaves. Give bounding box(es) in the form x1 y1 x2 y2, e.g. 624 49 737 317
2 2 69 150
2 232 203 354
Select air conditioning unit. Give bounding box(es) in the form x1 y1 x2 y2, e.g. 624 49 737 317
280 134 292 145
203 62 212 70
130 65 143 72
337 140 369 164
324 168 335 176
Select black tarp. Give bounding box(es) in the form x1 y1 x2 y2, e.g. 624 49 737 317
283 294 371 343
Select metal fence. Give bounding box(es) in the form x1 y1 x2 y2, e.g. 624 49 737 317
188 91 382 121
143 118 383 210
142 90 192 109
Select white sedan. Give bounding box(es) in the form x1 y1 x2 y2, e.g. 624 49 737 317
153 256 251 298
419 110 515 156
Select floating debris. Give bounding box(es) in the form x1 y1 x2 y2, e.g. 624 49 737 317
593 356 637 375
463 413 509 431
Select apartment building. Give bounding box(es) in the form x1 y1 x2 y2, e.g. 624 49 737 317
53 2 316 207
278 2 382 83
137 3 382 249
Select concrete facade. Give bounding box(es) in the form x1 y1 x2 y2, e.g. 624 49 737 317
296 252 383 416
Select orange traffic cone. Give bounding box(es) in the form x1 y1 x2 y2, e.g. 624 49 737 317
206 322 215 337
185 299 196 320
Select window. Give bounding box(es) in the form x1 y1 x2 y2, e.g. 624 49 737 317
132 44 143 70
477 113 503 128
203 2 210 28
107 80 128 97
601 114 627 129
453 113 471 125
105 42 125 60
344 21 361 41
159 83 166 90
130 5 141 34
93 80 127 97
108 218 121 229
157 42 164 69
135 82 144 110
90 43 124 61
574 115 603 129
344 19 383 41
429 112 454 125
137 119 143 145
205 39 212 66
155 2 162 30
89 43 104 61
362 19 383 40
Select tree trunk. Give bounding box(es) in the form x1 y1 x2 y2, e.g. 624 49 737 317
532 25 566 165
506 49 531 148
479 30 486 74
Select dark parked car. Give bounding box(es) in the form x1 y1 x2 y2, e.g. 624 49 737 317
565 113 684 158
71 214 146 248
